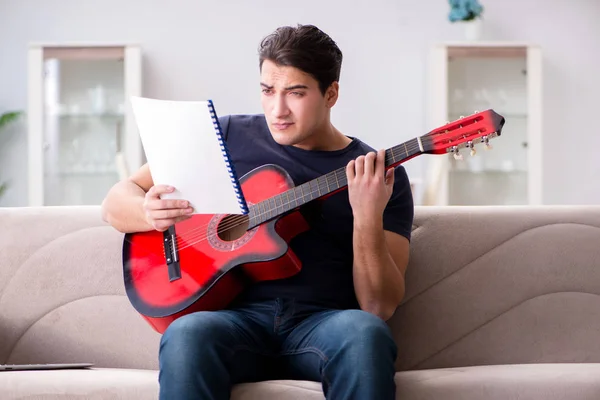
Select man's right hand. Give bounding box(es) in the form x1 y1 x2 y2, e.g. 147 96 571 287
143 185 194 232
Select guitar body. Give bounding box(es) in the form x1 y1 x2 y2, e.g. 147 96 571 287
122 165 309 333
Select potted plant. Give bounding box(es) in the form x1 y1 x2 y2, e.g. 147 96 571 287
0 111 23 200
448 0 484 40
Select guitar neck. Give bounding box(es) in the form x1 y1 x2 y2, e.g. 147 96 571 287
247 137 423 229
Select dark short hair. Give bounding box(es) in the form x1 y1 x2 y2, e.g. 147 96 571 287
258 24 343 95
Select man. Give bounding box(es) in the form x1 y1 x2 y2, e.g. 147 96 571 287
102 24 414 400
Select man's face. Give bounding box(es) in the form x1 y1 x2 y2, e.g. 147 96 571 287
260 59 335 148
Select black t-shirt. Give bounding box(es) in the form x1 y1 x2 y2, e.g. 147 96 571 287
219 114 414 310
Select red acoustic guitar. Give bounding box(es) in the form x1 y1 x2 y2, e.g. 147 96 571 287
122 110 505 333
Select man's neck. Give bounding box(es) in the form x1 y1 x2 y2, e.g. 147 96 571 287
293 123 352 152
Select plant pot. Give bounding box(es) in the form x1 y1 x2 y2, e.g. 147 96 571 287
463 18 483 41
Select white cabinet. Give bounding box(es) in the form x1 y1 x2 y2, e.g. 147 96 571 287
27 44 143 206
424 42 542 206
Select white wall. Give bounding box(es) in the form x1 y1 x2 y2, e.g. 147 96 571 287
1 0 599 206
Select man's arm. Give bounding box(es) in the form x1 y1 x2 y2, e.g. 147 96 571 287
352 221 409 321
101 163 193 233
347 149 412 321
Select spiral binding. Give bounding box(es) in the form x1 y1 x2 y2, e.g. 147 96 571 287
208 100 249 215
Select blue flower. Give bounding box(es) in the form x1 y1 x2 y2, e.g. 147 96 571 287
448 0 484 22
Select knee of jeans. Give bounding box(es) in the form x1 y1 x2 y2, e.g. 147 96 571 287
160 312 224 352
336 310 397 355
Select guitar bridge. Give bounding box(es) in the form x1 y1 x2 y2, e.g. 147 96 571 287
163 226 181 281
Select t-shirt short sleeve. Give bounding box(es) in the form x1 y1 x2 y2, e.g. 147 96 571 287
218 115 231 142
383 165 414 242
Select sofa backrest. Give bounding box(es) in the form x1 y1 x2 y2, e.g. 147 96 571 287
388 205 600 371
1 205 599 372
0 206 161 370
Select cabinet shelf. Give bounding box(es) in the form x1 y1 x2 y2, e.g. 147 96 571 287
56 113 124 119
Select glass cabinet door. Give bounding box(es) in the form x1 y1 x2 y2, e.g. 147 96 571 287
28 45 142 206
44 57 124 205
445 47 532 205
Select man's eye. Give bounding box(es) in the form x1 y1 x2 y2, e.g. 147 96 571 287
262 89 272 95
290 92 304 97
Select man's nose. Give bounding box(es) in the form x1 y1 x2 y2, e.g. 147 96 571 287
272 95 290 118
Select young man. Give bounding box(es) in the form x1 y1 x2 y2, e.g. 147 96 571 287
102 24 414 400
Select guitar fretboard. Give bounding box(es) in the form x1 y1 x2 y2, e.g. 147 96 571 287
247 137 422 229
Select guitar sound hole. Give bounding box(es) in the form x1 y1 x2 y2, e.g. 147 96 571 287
217 215 250 241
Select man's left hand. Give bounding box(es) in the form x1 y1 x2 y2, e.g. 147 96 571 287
346 149 394 222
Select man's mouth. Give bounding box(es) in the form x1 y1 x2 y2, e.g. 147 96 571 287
272 122 294 130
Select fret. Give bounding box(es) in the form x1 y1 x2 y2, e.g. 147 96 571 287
317 176 328 197
262 199 268 220
258 201 263 219
325 173 332 192
305 181 313 202
273 194 283 215
290 187 297 208
257 202 263 221
272 195 278 215
403 142 409 158
277 194 283 214
249 205 256 226
312 179 319 200
336 168 346 187
268 197 275 219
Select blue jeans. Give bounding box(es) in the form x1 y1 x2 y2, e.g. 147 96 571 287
158 298 397 399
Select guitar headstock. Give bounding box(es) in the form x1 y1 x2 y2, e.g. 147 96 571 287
421 109 505 159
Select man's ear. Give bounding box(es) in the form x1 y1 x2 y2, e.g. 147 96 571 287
325 82 339 108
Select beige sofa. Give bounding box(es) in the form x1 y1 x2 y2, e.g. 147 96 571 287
1 205 600 399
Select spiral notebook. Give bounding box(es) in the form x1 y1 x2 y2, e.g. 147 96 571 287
130 96 248 215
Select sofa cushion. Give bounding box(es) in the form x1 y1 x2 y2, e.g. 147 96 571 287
3 364 598 400
395 363 600 400
0 368 158 399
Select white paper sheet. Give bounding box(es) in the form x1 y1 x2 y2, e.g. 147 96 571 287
130 96 245 215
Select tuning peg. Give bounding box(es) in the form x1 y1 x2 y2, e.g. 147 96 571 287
482 136 493 150
450 145 462 160
453 147 463 160
464 140 476 156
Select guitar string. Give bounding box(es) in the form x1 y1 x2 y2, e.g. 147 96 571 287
171 142 426 251
125 126 495 257
170 117 491 246
124 127 490 257
170 140 427 246
124 141 425 257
